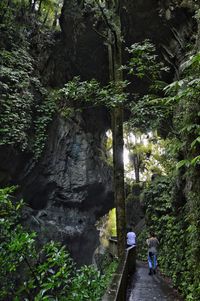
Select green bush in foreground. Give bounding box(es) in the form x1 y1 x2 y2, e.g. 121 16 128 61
0 187 117 300
139 176 200 301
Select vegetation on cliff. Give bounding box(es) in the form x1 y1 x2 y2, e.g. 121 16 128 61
0 0 57 159
134 7 200 299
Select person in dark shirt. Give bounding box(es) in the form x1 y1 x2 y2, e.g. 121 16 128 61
146 232 159 275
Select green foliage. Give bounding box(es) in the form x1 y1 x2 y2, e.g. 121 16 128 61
0 0 62 28
142 176 200 300
32 89 56 159
0 23 56 159
67 265 104 301
26 241 75 300
124 126 174 181
58 77 101 104
144 177 174 228
163 52 200 168
0 48 34 150
37 0 63 28
57 76 129 111
127 94 173 133
107 208 117 237
0 187 37 299
125 40 171 133
84 0 121 41
126 37 200 301
123 40 169 82
0 187 117 300
67 258 118 301
136 227 148 261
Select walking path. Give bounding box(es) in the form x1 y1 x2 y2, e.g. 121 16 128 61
126 261 183 301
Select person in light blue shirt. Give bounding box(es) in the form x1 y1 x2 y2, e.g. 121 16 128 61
126 228 136 248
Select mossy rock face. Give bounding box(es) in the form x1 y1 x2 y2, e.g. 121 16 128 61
180 0 197 10
126 190 144 229
131 182 144 196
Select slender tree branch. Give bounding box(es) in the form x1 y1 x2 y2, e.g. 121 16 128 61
94 0 118 45
92 26 109 41
23 255 41 288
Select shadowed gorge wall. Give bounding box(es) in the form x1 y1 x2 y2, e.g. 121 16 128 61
45 0 193 87
1 112 113 265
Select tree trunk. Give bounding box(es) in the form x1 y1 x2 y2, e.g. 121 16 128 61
53 10 58 28
133 154 140 183
31 0 37 12
43 9 50 25
29 0 32 11
107 0 126 259
112 107 126 258
38 0 43 15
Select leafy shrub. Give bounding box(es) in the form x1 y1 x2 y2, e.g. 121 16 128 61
57 76 129 110
0 24 56 159
142 176 200 300
136 227 148 261
0 48 34 150
0 187 117 300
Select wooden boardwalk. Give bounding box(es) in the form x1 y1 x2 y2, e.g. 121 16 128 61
126 261 183 301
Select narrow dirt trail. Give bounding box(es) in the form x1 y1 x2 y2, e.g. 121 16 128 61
126 261 183 301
